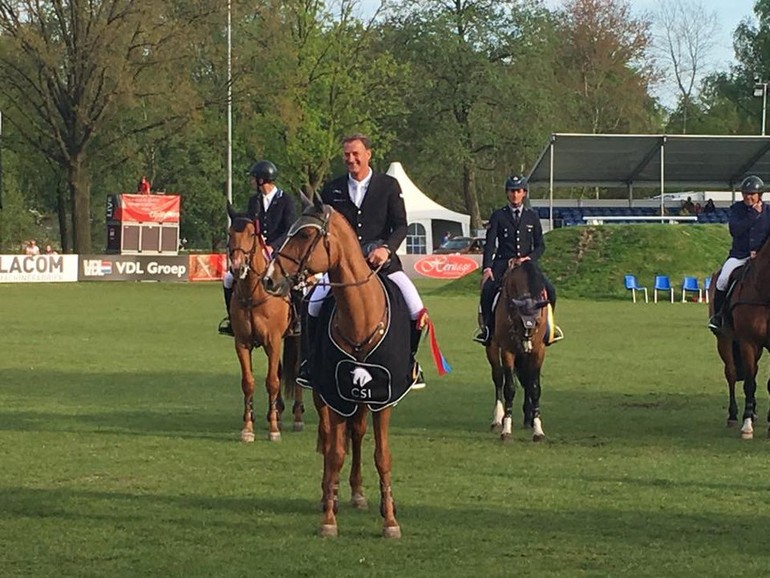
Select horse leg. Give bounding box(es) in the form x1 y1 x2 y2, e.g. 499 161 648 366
372 407 400 538
235 344 256 443
500 350 516 442
263 338 282 442
717 336 739 426
522 365 545 442
739 343 759 440
349 407 368 510
282 335 304 432
319 411 347 537
486 344 504 432
522 377 534 429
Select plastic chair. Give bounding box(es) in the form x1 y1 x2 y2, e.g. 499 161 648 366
681 276 702 302
654 275 674 303
624 274 648 303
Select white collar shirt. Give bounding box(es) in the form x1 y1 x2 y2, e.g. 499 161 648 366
262 188 278 213
348 170 373 208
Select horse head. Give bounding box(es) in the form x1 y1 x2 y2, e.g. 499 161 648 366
263 193 335 296
227 202 268 280
502 262 548 353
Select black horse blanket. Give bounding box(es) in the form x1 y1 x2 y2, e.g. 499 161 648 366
306 275 412 416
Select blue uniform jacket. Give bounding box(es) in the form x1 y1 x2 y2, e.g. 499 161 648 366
728 201 770 259
482 205 544 272
246 188 296 250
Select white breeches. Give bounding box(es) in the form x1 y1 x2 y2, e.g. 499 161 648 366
308 270 424 319
716 257 748 291
223 270 235 289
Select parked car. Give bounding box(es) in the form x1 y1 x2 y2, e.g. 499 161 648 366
434 236 485 254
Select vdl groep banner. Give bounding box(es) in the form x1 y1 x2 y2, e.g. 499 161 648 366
79 255 188 282
0 254 79 283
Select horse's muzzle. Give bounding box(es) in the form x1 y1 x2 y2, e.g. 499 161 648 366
262 274 291 297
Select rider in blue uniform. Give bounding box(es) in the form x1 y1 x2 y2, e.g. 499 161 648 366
708 175 770 331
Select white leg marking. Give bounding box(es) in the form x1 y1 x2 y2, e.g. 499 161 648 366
502 416 512 436
741 417 754 440
532 417 545 441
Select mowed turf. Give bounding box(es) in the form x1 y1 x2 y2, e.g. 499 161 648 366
2 281 770 577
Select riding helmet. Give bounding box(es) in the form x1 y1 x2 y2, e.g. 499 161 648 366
740 175 764 195
248 160 278 183
505 175 528 191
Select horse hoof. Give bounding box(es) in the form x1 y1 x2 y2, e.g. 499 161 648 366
500 433 512 443
240 430 255 443
383 525 401 539
318 524 338 538
491 422 502 433
741 431 754 440
726 419 739 428
268 431 282 442
293 421 305 432
532 433 546 442
351 494 368 510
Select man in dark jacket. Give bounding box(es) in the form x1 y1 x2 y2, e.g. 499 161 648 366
218 159 297 336
473 175 562 346
298 133 428 389
708 175 770 331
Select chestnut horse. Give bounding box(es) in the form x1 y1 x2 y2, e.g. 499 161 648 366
226 204 303 442
485 261 548 442
708 243 770 439
263 197 410 539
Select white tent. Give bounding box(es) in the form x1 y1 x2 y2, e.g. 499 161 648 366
385 162 470 254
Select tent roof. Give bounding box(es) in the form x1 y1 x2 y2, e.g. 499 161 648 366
527 133 770 189
386 162 470 223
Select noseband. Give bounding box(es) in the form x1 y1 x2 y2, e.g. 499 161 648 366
228 218 270 280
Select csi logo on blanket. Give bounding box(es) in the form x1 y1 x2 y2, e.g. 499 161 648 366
350 367 373 399
413 255 479 279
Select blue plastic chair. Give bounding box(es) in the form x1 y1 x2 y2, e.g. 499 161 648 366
624 274 648 303
681 276 702 302
654 275 674 303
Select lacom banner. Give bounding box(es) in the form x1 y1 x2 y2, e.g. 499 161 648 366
0 254 79 283
79 255 188 282
113 194 180 223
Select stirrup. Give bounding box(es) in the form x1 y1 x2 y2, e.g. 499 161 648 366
472 326 490 345
218 318 234 336
548 325 564 345
707 315 722 331
410 362 426 390
296 360 311 387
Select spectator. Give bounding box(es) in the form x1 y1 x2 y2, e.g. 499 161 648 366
694 203 702 215
680 196 695 215
44 244 58 255
441 231 451 246
703 199 716 213
24 240 40 255
137 176 151 195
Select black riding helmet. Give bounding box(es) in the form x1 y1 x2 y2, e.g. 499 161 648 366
248 160 278 183
740 175 764 195
505 175 528 191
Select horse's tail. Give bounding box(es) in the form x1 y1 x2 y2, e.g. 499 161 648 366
281 335 301 400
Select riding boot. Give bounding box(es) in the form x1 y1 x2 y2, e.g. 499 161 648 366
544 277 563 345
218 286 234 336
297 314 318 387
288 289 302 337
708 289 727 330
409 322 426 390
473 279 495 345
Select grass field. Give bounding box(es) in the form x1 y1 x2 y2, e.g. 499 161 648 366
2 281 770 577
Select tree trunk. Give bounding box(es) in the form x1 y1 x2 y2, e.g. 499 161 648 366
68 156 92 253
56 185 69 253
462 162 482 232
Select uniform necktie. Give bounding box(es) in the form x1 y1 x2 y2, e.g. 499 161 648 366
513 208 520 223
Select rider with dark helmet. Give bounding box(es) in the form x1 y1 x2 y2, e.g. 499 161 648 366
218 159 298 336
473 175 563 346
708 175 770 331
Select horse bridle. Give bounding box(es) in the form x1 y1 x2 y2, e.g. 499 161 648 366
228 218 271 281
272 205 383 291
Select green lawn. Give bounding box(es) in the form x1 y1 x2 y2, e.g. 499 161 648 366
1 282 769 577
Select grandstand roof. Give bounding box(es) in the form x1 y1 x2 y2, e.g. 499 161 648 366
527 133 770 190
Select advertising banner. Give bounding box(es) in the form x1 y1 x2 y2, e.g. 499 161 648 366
401 254 481 280
188 254 227 282
0 254 79 283
79 255 188 282
115 194 180 223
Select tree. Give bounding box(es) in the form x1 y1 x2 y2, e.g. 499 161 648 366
653 0 718 133
0 0 221 252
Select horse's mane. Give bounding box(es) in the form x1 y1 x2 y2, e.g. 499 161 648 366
505 260 546 298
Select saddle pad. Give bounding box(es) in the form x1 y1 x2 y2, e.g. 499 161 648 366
310 275 412 416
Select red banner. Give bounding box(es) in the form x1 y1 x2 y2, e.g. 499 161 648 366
188 254 227 281
412 254 479 279
116 194 180 223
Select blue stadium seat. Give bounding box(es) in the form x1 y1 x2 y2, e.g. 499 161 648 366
624 274 648 303
654 275 674 303
681 276 702 302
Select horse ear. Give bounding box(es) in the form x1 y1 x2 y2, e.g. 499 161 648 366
535 299 549 310
297 190 313 208
313 192 324 210
511 298 527 309
227 201 237 222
